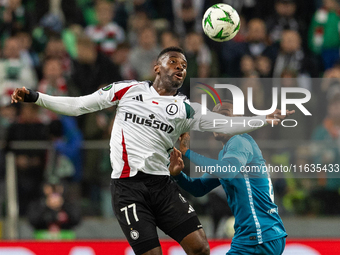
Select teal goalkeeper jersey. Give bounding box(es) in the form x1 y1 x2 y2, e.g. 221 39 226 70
174 134 287 245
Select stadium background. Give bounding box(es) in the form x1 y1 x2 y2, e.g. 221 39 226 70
0 0 340 254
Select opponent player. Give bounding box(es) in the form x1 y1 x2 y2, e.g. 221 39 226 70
169 100 287 255
11 47 292 255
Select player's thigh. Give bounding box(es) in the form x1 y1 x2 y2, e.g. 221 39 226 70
111 180 161 255
154 180 208 249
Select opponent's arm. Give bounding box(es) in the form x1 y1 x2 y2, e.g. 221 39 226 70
185 150 242 180
179 133 252 180
173 172 221 197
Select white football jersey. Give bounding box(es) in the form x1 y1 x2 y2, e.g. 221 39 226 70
97 80 200 178
36 80 266 179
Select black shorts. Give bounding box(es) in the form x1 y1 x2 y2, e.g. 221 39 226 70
111 172 202 255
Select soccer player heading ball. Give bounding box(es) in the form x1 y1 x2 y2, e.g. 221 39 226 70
11 47 294 255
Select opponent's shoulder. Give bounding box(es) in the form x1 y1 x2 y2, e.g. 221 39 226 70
226 135 253 153
240 134 260 151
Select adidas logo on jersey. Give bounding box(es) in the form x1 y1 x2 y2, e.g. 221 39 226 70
124 112 174 134
179 193 187 203
132 95 143 101
188 205 195 213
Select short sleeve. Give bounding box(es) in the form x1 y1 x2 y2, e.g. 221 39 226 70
182 101 267 135
98 80 139 108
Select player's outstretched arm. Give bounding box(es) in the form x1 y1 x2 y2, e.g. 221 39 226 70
179 133 251 181
185 150 242 180
198 109 295 135
266 109 295 126
188 103 295 135
173 171 221 197
11 86 116 116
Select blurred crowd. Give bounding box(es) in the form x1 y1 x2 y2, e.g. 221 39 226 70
0 0 340 233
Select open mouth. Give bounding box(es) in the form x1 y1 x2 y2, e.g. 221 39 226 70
174 72 183 80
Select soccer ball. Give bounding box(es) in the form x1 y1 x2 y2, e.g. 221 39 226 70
202 4 240 42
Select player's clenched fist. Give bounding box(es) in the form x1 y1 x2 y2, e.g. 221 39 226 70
11 87 30 103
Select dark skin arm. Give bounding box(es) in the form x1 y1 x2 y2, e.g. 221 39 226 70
169 147 185 176
179 133 190 156
266 109 295 125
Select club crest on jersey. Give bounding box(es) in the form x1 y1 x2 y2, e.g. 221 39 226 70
130 230 139 240
102 84 113 91
166 104 178 115
124 112 174 133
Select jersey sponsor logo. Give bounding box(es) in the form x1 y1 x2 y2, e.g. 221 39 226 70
130 230 139 240
188 204 195 213
132 95 143 102
102 84 113 91
124 112 174 134
166 104 178 115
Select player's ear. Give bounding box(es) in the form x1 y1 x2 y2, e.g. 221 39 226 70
154 63 160 74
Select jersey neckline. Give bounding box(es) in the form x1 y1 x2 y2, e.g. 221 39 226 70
148 80 182 98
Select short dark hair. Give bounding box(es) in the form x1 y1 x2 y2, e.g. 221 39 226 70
157 46 185 61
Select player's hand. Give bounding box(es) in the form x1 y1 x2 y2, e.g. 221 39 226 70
169 148 184 176
11 87 29 103
266 109 295 125
179 132 190 155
